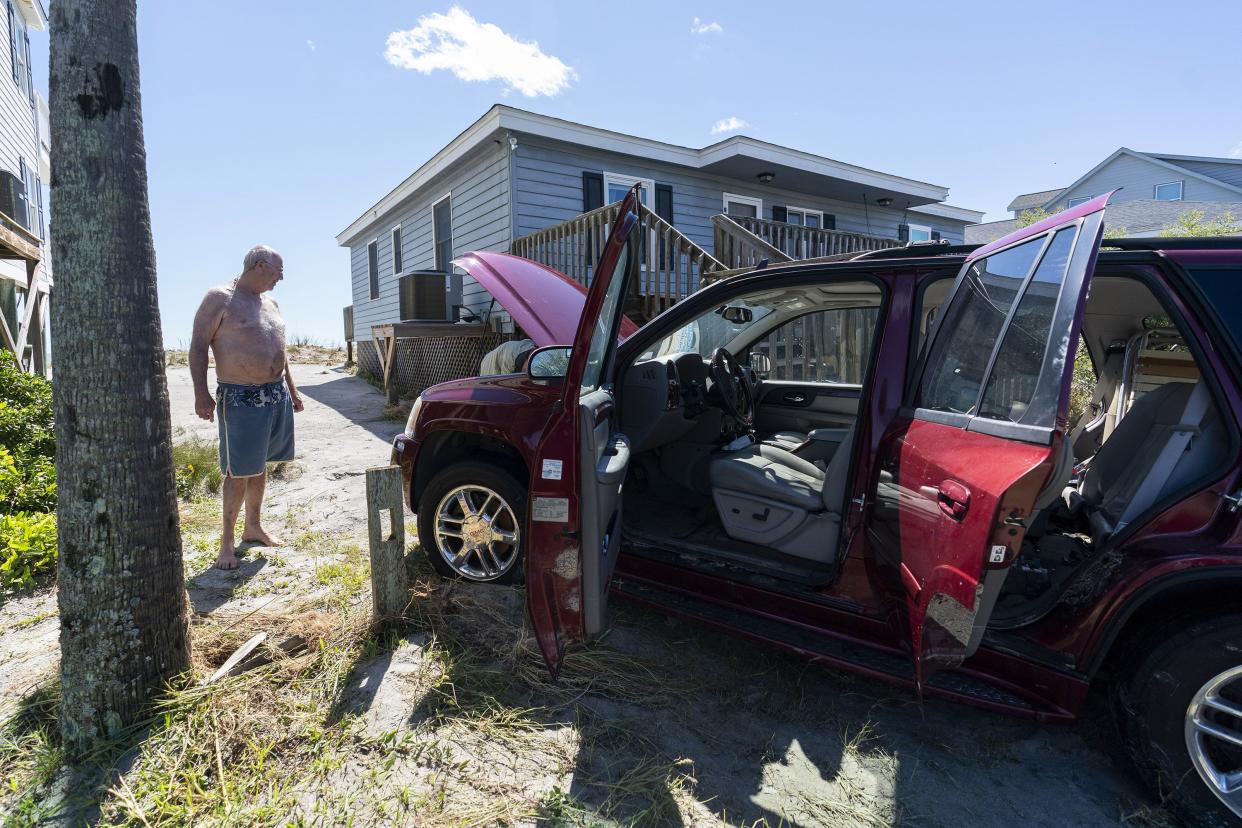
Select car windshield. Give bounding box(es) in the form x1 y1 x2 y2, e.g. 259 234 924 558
640 297 776 359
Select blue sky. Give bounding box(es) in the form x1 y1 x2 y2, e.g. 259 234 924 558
28 0 1242 346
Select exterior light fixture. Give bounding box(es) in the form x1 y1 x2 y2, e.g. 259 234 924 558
876 197 893 207
757 172 775 184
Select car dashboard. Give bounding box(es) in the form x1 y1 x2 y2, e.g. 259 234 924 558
620 352 714 452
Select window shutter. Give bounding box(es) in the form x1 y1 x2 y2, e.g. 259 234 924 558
582 171 604 213
655 184 673 225
897 224 910 243
823 214 836 230
771 205 788 223
7 3 16 84
392 227 403 274
367 241 379 300
931 230 942 241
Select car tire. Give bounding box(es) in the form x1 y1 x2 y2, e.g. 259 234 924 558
417 460 526 586
1115 614 1242 828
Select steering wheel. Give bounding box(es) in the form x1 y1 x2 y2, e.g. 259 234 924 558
709 347 754 429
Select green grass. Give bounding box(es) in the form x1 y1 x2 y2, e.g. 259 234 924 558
172 438 224 500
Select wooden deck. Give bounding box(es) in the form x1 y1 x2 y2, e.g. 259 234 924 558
0 208 46 374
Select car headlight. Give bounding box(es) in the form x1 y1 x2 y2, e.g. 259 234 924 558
404 395 423 438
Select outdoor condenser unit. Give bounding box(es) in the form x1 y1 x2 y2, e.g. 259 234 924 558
398 270 464 322
0 171 29 230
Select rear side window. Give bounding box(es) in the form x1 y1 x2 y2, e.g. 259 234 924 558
917 237 1043 414
1187 267 1242 352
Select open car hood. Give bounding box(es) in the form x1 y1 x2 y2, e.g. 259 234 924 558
451 251 640 347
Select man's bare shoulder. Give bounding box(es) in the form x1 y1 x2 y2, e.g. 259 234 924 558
197 283 235 311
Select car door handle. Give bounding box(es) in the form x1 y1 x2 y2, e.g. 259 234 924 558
937 479 971 520
783 392 808 404
596 433 631 486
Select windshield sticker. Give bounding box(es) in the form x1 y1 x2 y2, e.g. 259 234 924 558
533 497 570 522
541 459 563 480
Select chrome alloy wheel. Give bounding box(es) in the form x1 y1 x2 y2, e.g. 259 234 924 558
433 484 521 581
1186 663 1242 818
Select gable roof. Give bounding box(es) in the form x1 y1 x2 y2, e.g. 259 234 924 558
1038 148 1242 210
1007 188 1065 213
338 105 972 245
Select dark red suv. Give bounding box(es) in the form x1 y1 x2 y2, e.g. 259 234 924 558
392 189 1242 826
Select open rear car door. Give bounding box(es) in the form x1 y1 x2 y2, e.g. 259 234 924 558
525 188 639 678
868 194 1110 689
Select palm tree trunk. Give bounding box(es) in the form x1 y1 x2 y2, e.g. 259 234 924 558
49 0 191 757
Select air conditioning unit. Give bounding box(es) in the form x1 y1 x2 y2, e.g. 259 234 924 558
0 171 29 230
398 270 464 322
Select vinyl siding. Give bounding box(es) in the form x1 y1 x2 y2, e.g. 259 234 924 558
1157 159 1242 192
348 140 511 341
0 2 39 227
1056 153 1242 210
511 135 970 247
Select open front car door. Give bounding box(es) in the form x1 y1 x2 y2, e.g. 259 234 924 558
525 188 639 679
869 194 1109 689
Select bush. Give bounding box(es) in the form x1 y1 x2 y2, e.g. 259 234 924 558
0 351 57 590
0 511 56 591
172 438 223 500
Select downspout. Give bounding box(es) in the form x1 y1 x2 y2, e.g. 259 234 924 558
506 133 518 249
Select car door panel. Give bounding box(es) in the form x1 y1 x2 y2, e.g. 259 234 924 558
756 380 862 433
526 189 639 678
867 194 1110 688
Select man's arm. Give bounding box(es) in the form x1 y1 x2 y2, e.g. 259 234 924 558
189 289 226 421
284 355 303 412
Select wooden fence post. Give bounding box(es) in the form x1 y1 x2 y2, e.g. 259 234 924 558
366 465 409 620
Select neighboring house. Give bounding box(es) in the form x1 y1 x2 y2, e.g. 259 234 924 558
0 0 49 376
967 148 1242 243
337 105 983 382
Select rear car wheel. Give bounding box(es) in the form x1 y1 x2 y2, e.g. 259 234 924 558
1117 615 1242 827
417 461 526 585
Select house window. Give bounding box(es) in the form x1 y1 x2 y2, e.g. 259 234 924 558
604 172 653 208
1066 196 1091 208
391 227 403 275
433 195 452 272
723 193 763 219
785 206 825 229
908 224 933 243
367 240 379 300
1154 181 1183 201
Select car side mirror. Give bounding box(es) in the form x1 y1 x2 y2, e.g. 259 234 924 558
717 305 753 324
527 345 572 380
749 353 772 376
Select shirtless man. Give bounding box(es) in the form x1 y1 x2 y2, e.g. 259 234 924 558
190 245 304 570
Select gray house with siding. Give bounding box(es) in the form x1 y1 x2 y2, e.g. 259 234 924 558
967 148 1242 243
337 105 982 381
0 0 49 376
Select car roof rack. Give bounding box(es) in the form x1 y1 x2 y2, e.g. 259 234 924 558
850 241 980 261
1102 236 1242 251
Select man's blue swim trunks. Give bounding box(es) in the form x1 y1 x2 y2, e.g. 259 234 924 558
216 380 295 478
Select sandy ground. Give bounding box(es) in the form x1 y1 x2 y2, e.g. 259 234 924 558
0 364 1171 826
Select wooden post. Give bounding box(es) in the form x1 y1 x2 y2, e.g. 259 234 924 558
366 465 409 620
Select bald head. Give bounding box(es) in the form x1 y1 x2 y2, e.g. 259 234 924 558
238 245 284 294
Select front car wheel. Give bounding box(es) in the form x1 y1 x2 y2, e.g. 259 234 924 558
417 461 526 585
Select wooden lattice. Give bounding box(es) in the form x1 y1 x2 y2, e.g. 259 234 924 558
357 334 516 398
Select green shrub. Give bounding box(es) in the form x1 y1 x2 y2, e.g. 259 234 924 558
0 511 57 591
172 438 223 500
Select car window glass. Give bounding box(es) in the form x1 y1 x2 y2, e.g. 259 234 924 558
580 244 630 395
917 237 1044 414
752 308 879 383
641 298 774 360
978 228 1075 424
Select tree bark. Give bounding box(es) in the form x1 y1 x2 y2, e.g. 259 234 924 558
49 0 191 757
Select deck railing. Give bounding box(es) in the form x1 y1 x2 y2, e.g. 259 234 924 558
717 214 899 266
510 201 726 321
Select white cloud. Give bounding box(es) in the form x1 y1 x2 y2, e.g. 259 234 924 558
711 116 748 135
691 17 723 34
1231 140 1242 159
306 39 317 51
385 6 576 98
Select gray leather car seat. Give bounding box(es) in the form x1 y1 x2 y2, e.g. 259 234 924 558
1075 381 1225 541
708 428 855 563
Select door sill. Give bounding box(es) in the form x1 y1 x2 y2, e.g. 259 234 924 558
623 528 837 587
613 577 1073 721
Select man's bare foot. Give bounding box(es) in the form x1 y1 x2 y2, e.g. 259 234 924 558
241 526 283 547
214 544 240 570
